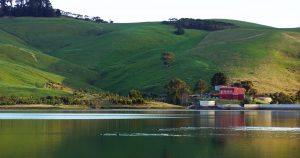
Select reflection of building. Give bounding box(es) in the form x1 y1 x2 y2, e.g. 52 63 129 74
216 111 245 127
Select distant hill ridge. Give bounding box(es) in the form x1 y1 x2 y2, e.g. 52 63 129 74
0 17 299 96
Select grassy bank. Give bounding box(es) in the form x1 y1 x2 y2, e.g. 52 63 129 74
101 102 185 109
0 102 184 110
0 104 90 110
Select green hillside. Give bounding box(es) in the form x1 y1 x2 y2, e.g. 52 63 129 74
0 19 99 96
0 17 299 96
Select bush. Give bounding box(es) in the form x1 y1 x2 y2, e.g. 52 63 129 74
129 90 143 98
269 92 296 104
161 52 176 67
126 99 133 105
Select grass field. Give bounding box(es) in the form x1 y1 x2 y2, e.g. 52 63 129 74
0 17 299 96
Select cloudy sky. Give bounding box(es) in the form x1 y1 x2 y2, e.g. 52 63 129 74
51 0 300 28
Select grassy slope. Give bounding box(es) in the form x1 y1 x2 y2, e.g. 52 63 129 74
0 17 299 96
0 18 100 96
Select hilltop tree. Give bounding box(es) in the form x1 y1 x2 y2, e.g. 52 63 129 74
55 9 61 16
0 0 8 16
27 0 54 17
0 0 58 17
194 79 208 95
165 79 190 105
161 52 175 67
92 16 107 23
211 72 228 87
162 18 236 31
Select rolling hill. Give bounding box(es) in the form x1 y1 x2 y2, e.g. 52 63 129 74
0 17 299 96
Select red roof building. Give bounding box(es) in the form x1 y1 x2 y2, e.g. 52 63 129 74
219 86 245 100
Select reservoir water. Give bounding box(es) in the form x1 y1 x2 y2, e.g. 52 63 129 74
0 110 299 158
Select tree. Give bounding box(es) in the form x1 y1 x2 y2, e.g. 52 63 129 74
174 25 185 35
6 0 12 16
129 89 142 99
241 81 254 93
194 79 208 95
55 9 61 16
211 72 228 87
27 0 53 16
0 0 8 16
161 52 175 67
165 79 190 105
93 16 107 23
233 80 255 95
128 89 144 104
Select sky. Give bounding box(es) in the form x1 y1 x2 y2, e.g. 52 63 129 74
51 0 300 28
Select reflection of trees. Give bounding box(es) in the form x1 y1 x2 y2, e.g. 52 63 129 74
0 120 65 158
271 111 300 127
244 111 300 127
216 111 245 128
245 111 272 127
162 148 172 158
212 137 226 147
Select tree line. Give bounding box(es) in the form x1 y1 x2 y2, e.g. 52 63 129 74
0 90 144 107
162 18 237 34
0 0 113 23
0 0 61 17
60 10 112 23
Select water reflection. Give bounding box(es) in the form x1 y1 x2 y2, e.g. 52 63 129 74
0 110 299 158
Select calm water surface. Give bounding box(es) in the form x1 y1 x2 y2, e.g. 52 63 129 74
0 110 300 158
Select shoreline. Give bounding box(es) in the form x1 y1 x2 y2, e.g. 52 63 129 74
0 103 300 111
0 102 185 110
